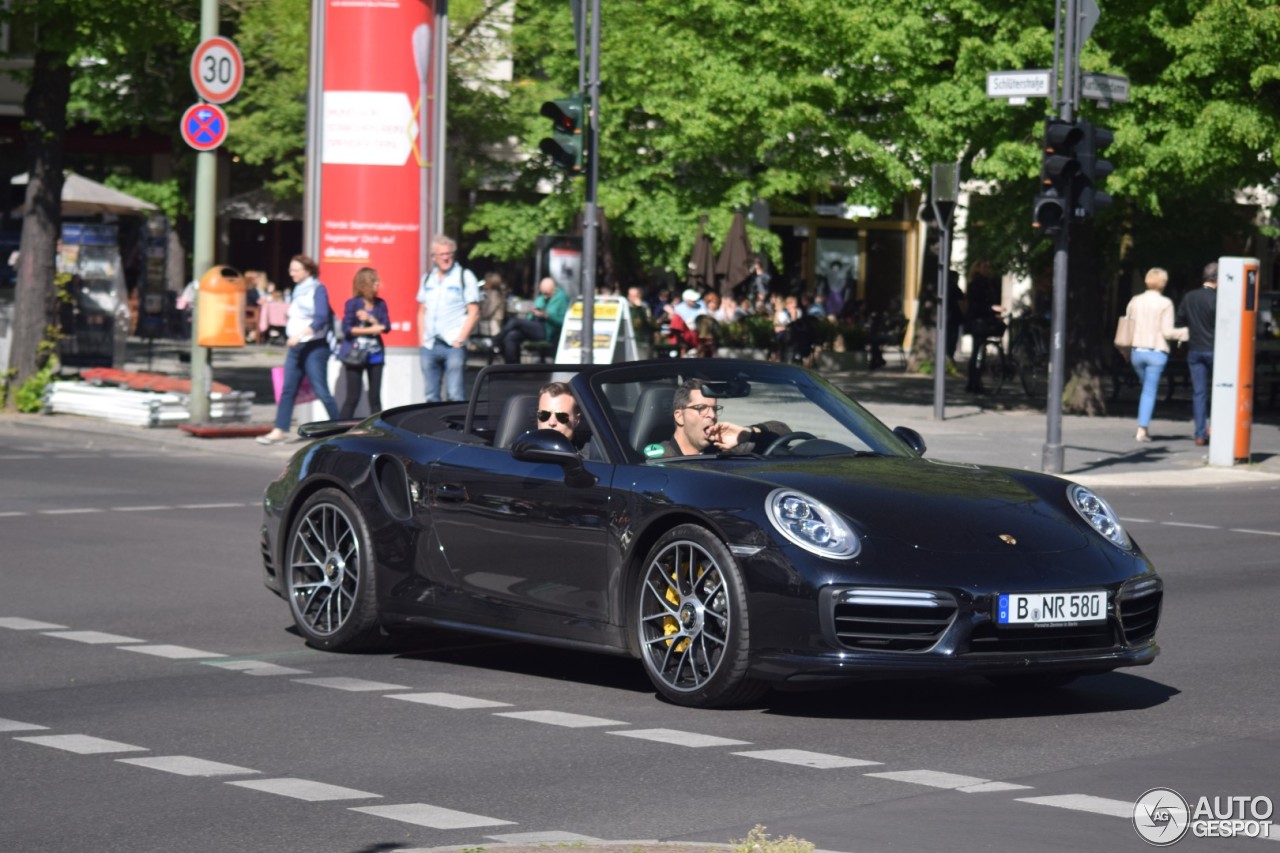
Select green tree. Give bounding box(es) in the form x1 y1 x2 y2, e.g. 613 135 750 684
1 0 196 409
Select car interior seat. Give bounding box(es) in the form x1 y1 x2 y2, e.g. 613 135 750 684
492 393 539 449
627 386 676 453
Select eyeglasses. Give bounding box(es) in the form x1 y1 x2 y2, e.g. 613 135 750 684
537 409 573 425
683 404 723 416
432 250 454 258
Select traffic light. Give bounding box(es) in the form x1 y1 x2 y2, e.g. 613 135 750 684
1032 118 1083 232
539 93 585 175
1074 119 1114 219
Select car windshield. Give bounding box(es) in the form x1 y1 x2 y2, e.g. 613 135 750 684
590 361 913 463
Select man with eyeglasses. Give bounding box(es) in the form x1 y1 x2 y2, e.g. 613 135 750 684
646 378 787 458
417 234 480 401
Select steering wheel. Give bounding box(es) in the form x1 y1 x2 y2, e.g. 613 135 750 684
761 431 816 455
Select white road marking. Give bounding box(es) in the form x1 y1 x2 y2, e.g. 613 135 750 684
0 511 28 517
865 769 993 788
227 778 381 802
177 502 251 510
387 692 512 709
292 676 409 692
607 728 750 748
1231 528 1280 537
118 756 260 777
38 508 103 515
0 617 68 630
1017 793 1133 818
0 717 48 732
486 831 602 842
44 630 144 644
1162 521 1220 529
203 660 311 676
350 802 514 829
1118 517 1154 523
494 710 626 728
120 644 226 660
959 781 1034 793
732 749 881 769
15 734 147 754
113 505 174 512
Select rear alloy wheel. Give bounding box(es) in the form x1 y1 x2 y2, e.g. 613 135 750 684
635 524 765 708
284 488 381 651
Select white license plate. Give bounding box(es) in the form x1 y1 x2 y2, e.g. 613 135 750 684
996 591 1107 626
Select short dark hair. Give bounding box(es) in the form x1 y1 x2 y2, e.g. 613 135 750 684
672 378 706 411
291 254 319 277
1203 261 1218 283
539 381 578 414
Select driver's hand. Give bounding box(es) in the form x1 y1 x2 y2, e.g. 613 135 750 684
707 421 750 449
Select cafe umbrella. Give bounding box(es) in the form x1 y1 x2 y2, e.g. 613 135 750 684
714 210 753 300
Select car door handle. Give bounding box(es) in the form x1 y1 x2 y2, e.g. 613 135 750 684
433 483 468 503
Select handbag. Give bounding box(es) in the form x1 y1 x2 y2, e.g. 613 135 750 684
339 333 382 367
1113 315 1134 358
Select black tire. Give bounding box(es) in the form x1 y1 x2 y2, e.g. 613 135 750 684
283 487 382 651
634 524 766 708
980 341 1007 396
1010 336 1040 398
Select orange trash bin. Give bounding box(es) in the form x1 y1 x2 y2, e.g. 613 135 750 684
196 265 247 347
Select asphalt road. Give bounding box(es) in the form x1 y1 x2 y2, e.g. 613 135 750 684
1 420 1277 853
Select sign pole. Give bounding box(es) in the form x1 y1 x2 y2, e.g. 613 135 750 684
580 0 600 364
188 0 220 425
930 163 958 421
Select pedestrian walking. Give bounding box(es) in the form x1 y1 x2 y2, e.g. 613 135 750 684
258 254 341 445
417 235 480 401
1176 261 1219 445
336 267 390 419
1124 267 1189 443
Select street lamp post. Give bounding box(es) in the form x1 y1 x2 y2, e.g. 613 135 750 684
931 163 959 421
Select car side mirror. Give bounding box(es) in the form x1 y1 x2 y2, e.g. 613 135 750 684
511 429 598 488
893 425 927 456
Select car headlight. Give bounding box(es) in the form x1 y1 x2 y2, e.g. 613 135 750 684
766 488 860 560
1068 484 1131 550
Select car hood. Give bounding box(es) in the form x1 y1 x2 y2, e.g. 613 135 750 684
705 455 1091 555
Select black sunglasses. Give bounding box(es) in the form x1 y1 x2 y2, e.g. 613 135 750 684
537 409 573 425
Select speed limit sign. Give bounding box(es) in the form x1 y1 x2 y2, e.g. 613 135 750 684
190 36 243 104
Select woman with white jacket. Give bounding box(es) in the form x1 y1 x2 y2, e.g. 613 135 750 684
1124 267 1189 442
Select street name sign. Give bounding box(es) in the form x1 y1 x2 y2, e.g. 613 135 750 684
1081 73 1130 103
190 36 244 104
987 70 1052 101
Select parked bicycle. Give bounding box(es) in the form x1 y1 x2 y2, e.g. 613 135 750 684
1007 314 1050 398
975 332 1019 396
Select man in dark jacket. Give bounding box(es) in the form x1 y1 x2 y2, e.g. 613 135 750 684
645 378 788 459
1176 262 1218 445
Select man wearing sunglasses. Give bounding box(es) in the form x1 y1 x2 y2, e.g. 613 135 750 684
645 378 787 458
534 382 597 459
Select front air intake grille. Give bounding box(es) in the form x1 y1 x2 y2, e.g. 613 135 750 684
968 621 1116 653
1118 578 1162 645
831 589 957 652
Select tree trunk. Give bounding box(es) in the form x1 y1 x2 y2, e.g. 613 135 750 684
1062 221 1110 415
6 49 70 410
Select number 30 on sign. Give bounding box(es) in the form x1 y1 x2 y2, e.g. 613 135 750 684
190 36 243 104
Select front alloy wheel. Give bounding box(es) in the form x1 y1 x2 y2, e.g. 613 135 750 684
284 487 381 651
635 524 764 708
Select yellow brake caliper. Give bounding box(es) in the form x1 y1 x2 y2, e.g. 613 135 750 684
663 560 706 653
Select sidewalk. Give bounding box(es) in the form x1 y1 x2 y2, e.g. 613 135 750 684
6 337 1279 490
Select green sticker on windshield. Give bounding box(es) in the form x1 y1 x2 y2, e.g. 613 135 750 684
643 443 665 458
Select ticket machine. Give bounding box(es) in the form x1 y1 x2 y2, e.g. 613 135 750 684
1209 256 1260 466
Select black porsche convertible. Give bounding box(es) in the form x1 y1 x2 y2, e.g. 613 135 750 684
260 359 1161 708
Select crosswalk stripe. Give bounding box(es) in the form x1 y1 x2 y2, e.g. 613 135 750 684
388 692 512 709
865 769 993 788
15 734 147 754
0 617 68 630
120 644 226 660
204 660 311 676
1017 794 1133 818
44 630 144 644
118 756 260 777
494 710 626 728
350 802 515 829
733 749 881 769
292 676 409 692
608 728 750 748
0 717 48 732
228 778 381 801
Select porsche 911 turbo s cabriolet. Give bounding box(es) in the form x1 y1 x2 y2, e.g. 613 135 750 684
260 359 1161 708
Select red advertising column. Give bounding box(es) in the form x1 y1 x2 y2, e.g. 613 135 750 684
316 0 437 362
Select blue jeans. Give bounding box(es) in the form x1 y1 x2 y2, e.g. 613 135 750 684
1130 347 1168 429
1187 349 1214 440
274 339 340 430
421 339 467 402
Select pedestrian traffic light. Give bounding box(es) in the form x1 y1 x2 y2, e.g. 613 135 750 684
1074 119 1114 219
1032 118 1083 233
539 93 585 175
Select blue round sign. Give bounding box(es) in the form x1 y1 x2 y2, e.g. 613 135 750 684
181 103 229 151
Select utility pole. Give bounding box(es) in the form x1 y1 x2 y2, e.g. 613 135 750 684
579 0 601 364
931 163 959 421
188 0 219 425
